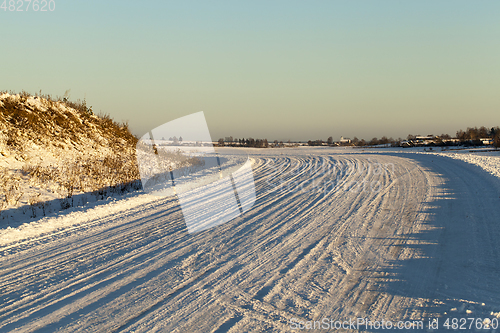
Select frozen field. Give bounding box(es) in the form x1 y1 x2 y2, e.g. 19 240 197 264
1 147 500 332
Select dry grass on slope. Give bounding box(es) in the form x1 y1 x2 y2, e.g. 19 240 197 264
0 91 141 217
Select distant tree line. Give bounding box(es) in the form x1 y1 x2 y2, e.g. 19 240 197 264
352 136 395 147
218 136 274 148
455 126 500 146
217 125 500 149
307 139 324 146
326 126 500 149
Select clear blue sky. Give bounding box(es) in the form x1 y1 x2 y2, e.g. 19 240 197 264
1 1 499 141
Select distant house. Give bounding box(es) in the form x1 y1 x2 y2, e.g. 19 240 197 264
481 138 493 145
443 138 460 144
411 135 437 145
340 136 351 144
400 140 412 147
415 135 435 141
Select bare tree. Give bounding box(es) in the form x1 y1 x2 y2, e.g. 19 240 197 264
494 132 500 150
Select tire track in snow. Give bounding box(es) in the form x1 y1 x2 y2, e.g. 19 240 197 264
0 152 462 332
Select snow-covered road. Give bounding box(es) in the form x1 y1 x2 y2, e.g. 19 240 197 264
1 150 500 332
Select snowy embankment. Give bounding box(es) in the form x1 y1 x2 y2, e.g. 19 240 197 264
0 92 139 222
433 150 500 180
0 192 157 251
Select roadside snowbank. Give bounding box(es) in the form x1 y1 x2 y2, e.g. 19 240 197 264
434 151 500 179
0 191 159 250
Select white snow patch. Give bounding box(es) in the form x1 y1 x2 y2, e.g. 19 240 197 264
433 151 500 180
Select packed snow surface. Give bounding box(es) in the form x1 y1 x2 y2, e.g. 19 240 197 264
1 147 500 332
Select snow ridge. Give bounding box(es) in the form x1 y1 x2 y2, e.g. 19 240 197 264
434 151 500 180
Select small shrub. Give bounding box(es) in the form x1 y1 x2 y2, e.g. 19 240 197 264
60 198 71 210
28 193 43 218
